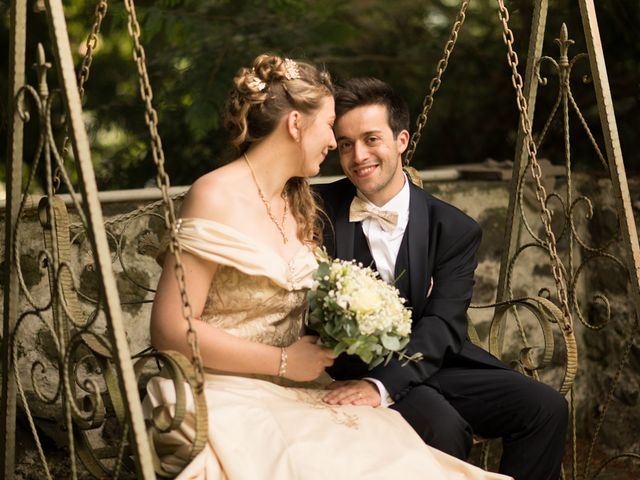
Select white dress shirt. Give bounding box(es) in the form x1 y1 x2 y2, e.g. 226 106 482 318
357 176 410 284
357 175 410 407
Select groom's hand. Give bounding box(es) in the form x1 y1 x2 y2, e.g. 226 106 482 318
322 380 381 407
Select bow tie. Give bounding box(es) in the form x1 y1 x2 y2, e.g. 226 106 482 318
349 196 399 232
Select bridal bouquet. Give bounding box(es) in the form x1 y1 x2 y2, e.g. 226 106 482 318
307 249 423 369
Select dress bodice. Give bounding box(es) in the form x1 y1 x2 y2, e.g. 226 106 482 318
173 217 318 348
202 265 308 347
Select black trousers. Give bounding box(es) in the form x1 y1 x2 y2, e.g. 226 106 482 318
391 365 568 480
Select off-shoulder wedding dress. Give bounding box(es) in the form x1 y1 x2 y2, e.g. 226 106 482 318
143 218 511 480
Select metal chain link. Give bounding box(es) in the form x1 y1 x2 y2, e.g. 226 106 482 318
403 0 471 166
78 1 108 101
496 0 573 334
55 0 108 193
123 0 205 391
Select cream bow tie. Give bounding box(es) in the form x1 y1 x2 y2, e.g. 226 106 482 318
349 196 399 232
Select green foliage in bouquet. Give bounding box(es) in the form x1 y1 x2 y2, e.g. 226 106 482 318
307 250 423 369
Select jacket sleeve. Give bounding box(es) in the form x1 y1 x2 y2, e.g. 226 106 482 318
368 223 482 401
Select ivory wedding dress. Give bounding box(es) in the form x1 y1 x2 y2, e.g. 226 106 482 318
143 217 512 480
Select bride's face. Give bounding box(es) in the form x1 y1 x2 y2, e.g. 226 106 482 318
298 96 337 177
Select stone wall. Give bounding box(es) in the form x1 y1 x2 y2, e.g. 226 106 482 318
1 173 639 477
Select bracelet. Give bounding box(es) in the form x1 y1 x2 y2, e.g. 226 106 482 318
277 347 288 377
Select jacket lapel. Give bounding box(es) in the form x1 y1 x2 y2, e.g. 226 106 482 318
406 183 430 319
353 223 375 268
334 190 356 261
393 229 410 301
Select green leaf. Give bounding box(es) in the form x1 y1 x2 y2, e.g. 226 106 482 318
315 261 330 280
344 318 358 337
357 348 373 364
369 356 384 369
307 309 322 326
324 322 341 338
381 333 401 351
346 339 362 355
383 351 394 366
333 342 348 356
307 290 317 306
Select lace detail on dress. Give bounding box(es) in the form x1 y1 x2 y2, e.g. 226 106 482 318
292 388 360 429
202 265 307 346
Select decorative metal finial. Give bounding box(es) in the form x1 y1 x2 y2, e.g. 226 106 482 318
555 23 574 68
33 0 46 13
33 43 52 99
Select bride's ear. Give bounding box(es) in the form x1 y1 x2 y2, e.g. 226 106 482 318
286 110 302 143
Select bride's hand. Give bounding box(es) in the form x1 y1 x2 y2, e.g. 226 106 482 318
284 336 334 382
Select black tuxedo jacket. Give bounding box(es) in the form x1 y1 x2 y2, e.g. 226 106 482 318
315 178 505 403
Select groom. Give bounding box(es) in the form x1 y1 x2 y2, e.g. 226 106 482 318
316 78 567 480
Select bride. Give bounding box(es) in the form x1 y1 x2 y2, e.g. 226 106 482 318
145 53 511 480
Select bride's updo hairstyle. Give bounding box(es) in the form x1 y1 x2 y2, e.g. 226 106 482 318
225 54 333 244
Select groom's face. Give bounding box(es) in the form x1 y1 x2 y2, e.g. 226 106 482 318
335 104 409 206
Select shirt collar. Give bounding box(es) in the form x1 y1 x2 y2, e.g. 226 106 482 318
356 174 410 216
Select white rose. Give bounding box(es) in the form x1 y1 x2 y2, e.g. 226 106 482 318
349 288 382 316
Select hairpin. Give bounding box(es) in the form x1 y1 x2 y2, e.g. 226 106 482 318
283 58 301 80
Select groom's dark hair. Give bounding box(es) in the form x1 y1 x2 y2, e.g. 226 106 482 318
334 77 410 137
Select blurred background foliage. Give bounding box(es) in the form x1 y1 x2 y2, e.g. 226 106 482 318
0 0 638 191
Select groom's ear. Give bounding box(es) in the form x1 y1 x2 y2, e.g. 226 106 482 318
286 110 302 143
396 129 410 154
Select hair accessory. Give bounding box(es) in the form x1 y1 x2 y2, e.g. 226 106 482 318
283 58 301 80
247 73 267 92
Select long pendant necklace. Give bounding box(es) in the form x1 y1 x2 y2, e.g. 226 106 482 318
244 153 288 244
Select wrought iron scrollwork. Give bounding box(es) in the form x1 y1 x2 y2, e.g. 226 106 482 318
8 41 205 479
489 19 639 479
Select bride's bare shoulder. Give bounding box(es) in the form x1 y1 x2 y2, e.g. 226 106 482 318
180 161 251 223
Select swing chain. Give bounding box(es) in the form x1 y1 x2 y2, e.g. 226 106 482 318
496 0 572 333
123 0 205 390
78 0 108 100
404 0 471 167
56 0 109 193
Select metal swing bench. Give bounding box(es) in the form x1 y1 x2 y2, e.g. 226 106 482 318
2 0 639 479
